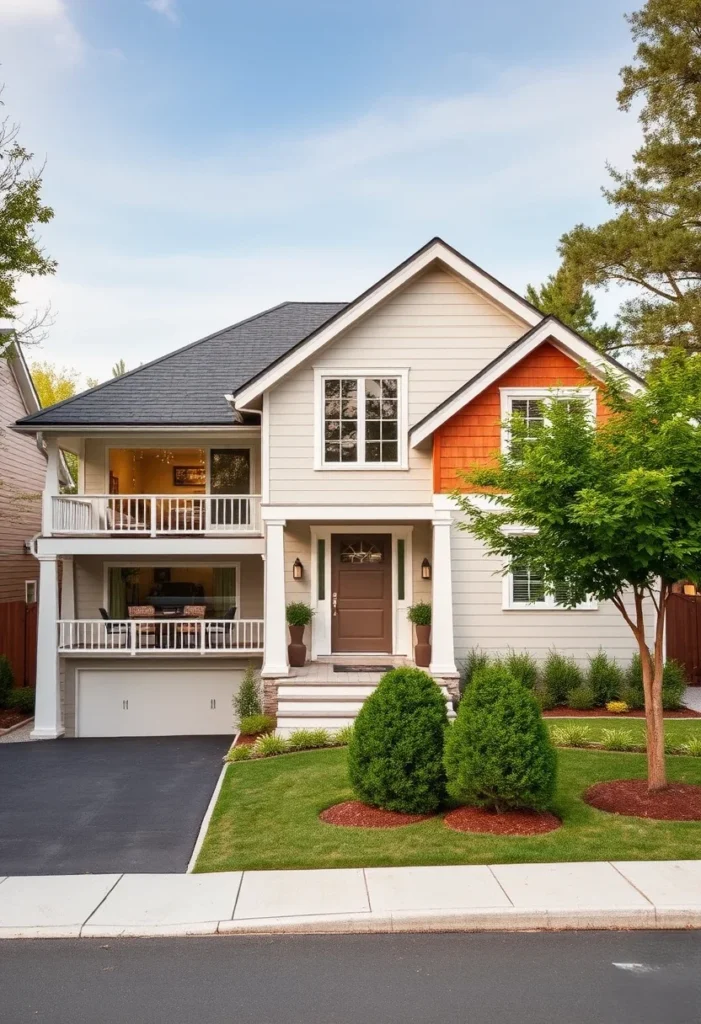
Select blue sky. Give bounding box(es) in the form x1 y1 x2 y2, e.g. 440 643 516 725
2 0 639 382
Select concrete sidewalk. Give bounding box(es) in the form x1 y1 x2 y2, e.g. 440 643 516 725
2 861 701 938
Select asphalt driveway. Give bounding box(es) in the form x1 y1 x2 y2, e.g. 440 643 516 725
0 736 230 875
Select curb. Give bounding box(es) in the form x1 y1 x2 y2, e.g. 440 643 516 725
4 907 701 940
0 716 34 738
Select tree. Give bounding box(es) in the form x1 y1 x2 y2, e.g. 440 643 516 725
30 362 81 407
453 351 701 792
559 0 701 355
112 359 127 377
0 88 56 355
525 268 621 351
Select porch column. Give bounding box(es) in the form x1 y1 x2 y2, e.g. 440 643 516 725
32 554 64 739
430 516 458 676
59 556 75 620
262 519 289 677
42 435 60 537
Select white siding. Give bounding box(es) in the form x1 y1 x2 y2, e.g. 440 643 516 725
268 267 527 504
451 521 653 667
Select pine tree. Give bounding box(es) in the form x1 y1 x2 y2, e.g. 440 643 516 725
525 268 621 351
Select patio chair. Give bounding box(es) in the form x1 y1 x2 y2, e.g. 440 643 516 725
127 605 157 649
205 606 237 649
98 607 130 648
177 605 206 649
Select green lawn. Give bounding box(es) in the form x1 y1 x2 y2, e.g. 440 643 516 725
194 745 701 873
547 718 701 746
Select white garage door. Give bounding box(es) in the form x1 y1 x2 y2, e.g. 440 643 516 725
77 669 240 737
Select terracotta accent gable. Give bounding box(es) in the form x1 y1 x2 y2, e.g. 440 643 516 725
435 341 607 493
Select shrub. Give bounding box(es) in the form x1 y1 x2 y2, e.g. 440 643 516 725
233 665 262 720
624 654 687 711
567 683 596 711
680 737 701 757
542 652 584 706
4 687 34 715
458 648 490 695
239 713 276 736
606 700 629 714
286 602 313 627
333 724 354 746
601 728 634 751
551 723 591 747
0 655 14 707
227 745 252 762
348 667 448 814
407 602 431 626
587 651 624 706
505 650 539 690
252 733 289 757
532 680 555 711
288 728 331 750
443 664 557 812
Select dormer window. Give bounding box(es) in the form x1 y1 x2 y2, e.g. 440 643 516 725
315 369 408 469
500 387 597 456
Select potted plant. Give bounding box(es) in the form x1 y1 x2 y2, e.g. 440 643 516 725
407 602 432 667
286 602 313 667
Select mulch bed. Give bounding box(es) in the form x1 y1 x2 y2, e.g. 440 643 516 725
444 806 562 836
320 800 435 829
0 710 29 731
234 733 259 747
544 707 701 719
585 780 701 820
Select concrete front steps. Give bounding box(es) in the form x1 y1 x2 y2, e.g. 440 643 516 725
276 678 457 736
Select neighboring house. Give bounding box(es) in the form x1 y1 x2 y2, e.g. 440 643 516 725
14 238 645 741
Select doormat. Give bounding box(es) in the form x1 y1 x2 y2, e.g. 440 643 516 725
333 664 394 673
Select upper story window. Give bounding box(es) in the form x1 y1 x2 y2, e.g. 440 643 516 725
315 369 408 469
500 387 596 456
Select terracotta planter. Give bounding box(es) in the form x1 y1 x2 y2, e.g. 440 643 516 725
414 623 431 668
288 623 307 667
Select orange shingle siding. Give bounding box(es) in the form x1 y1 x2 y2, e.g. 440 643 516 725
434 341 609 493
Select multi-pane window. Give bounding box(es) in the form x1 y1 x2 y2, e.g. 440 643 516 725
323 375 400 466
502 389 596 457
508 565 593 609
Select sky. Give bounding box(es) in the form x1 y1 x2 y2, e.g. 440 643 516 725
0 0 642 384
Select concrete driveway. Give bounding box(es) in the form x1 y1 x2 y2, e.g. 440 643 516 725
0 736 230 875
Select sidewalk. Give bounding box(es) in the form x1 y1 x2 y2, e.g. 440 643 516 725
2 861 701 938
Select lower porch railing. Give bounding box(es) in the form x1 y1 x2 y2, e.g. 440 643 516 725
57 619 264 654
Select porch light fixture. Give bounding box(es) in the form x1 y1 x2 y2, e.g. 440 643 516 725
292 558 304 580
421 558 432 580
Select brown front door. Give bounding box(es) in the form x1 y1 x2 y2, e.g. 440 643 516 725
331 535 392 653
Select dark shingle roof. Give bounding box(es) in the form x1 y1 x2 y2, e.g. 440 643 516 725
16 302 346 426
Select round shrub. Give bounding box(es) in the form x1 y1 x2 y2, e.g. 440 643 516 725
239 713 276 736
348 667 448 814
532 680 555 712
624 653 687 711
587 651 624 706
542 652 583 706
5 687 34 716
0 655 14 708
443 664 557 812
505 651 539 690
567 683 595 711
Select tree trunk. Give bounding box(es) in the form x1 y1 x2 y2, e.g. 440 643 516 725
637 583 669 793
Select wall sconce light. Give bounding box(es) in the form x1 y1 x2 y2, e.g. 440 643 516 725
421 558 432 580
292 558 304 581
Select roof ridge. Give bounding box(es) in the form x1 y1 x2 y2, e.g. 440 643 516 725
26 300 297 419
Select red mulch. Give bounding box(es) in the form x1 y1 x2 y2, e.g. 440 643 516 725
585 780 701 820
543 707 701 718
234 733 259 747
320 801 435 829
0 710 29 731
444 806 562 836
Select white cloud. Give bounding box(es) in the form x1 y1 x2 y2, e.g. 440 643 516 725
145 0 179 24
0 0 83 63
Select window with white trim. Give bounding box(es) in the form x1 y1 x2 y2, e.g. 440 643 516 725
500 387 596 456
319 372 406 468
25 580 37 604
506 565 596 610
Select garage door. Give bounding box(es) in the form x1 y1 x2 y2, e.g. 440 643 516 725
77 669 240 737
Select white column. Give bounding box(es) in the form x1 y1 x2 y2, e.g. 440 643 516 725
430 516 458 676
262 519 289 677
42 435 60 537
32 554 64 739
59 556 75 620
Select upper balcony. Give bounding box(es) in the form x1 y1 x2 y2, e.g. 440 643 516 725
49 493 262 536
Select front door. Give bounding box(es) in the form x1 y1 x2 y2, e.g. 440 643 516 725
331 535 392 653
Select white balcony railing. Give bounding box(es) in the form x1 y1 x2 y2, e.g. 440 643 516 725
49 494 262 536
57 618 264 654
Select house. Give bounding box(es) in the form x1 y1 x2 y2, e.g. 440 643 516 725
14 238 645 740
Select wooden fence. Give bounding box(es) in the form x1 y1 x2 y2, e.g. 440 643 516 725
0 600 37 688
666 593 701 686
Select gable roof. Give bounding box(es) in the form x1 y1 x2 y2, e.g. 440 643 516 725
231 237 543 409
409 316 645 447
15 302 346 428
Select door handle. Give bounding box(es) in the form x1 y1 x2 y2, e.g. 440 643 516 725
332 592 338 616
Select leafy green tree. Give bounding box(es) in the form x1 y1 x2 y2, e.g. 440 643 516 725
525 268 621 350
30 361 80 489
0 90 56 355
453 351 701 792
111 359 127 377
560 0 701 355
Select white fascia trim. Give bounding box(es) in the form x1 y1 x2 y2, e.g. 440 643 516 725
35 537 266 557
313 367 409 471
261 505 433 522
234 241 538 408
410 319 644 449
433 493 502 513
13 424 258 435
